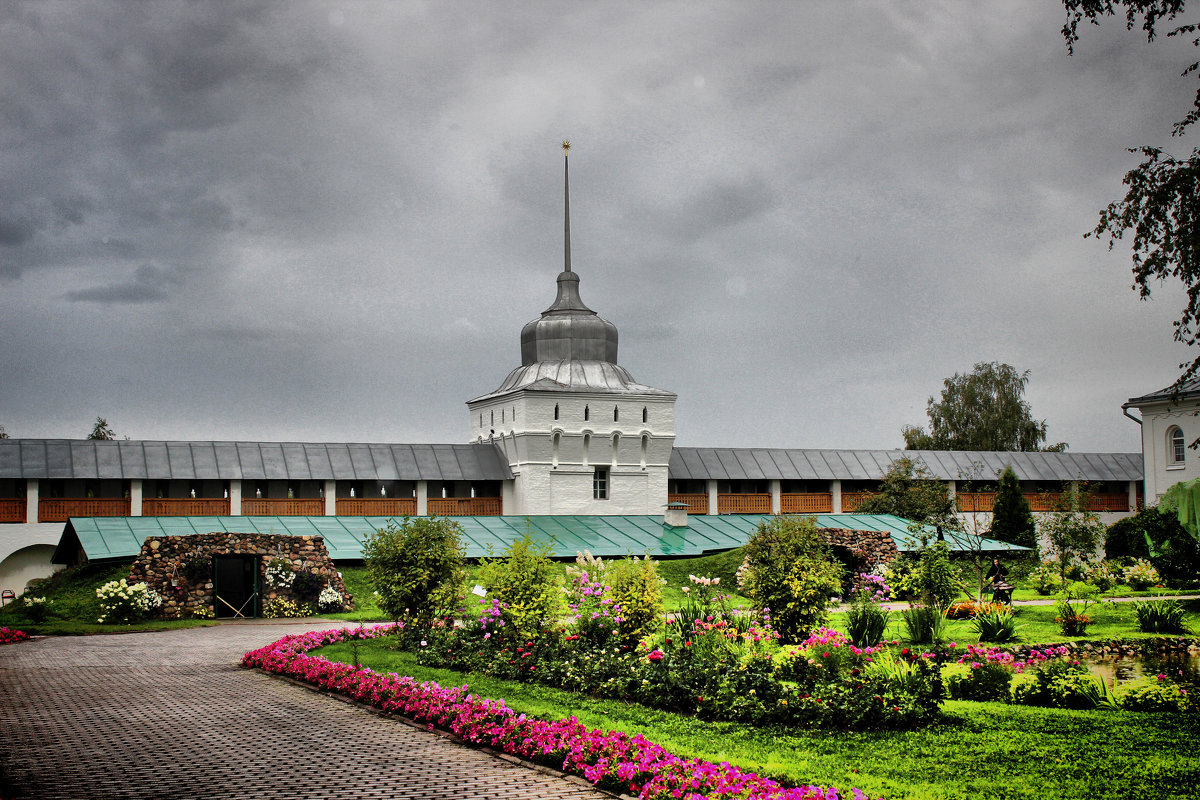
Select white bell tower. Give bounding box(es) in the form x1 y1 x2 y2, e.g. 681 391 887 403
467 143 676 514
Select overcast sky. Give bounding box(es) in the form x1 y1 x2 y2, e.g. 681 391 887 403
2 1 1197 453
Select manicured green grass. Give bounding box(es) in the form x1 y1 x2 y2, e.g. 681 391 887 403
657 548 751 610
317 639 1200 800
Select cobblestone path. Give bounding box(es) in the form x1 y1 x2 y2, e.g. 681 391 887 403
0 622 607 800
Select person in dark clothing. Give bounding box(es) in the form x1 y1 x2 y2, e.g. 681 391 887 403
985 557 1013 604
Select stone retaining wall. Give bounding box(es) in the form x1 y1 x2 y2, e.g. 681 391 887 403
128 532 353 618
821 527 900 571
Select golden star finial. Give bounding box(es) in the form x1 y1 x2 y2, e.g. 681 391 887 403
562 139 571 154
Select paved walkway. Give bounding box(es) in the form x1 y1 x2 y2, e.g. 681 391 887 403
0 622 608 800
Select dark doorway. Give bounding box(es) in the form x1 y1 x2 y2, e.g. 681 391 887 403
213 555 259 618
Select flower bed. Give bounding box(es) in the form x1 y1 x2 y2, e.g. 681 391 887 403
242 626 869 800
0 627 30 645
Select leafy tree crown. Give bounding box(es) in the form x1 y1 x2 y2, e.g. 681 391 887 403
903 362 1061 452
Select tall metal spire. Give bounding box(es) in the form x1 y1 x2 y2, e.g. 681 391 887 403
563 140 572 273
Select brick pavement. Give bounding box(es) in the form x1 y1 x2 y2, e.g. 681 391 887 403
0 622 610 800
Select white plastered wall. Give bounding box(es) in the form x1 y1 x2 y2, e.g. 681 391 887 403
469 390 676 515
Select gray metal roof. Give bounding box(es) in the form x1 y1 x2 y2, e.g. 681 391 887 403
1125 378 1200 407
669 447 1142 482
0 440 514 482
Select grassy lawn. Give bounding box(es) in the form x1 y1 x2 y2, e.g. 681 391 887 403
316 639 1200 800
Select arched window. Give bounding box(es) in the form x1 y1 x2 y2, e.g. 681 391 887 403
584 405 590 422
614 406 619 422
1169 426 1186 466
554 404 559 421
642 406 648 424
611 432 620 466
582 433 591 466
552 432 560 468
640 434 649 469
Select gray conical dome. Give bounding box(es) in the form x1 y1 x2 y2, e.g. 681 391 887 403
519 270 619 364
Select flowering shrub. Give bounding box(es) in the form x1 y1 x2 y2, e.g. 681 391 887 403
0 627 31 645
423 568 933 731
264 558 296 589
242 626 870 800
1028 561 1062 595
738 516 844 643
604 555 664 643
947 645 1146 711
22 595 49 623
263 598 314 618
1054 582 1098 636
479 534 563 638
1085 560 1122 592
1123 558 1161 591
96 579 162 624
317 585 345 613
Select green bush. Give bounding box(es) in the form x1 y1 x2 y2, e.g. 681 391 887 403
1106 506 1200 583
940 661 1011 701
605 555 665 642
363 517 466 627
1132 597 1190 633
1047 672 1106 710
917 542 958 607
901 605 948 644
1009 671 1042 704
1116 678 1193 712
479 533 563 639
971 607 1022 642
882 554 919 602
738 517 843 643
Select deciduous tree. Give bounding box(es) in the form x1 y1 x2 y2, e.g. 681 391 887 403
88 417 116 440
902 362 1065 452
854 457 957 527
1062 2 1200 393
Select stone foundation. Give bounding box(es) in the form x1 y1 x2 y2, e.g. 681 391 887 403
821 527 900 572
128 532 353 618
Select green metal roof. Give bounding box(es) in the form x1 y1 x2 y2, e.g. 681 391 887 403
54 514 1026 564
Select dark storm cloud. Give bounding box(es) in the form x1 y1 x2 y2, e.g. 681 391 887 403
0 0 1194 452
64 264 181 305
